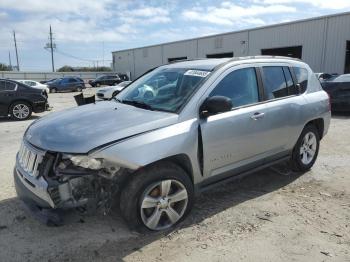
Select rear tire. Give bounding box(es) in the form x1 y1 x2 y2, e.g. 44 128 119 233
10 101 32 121
290 124 320 172
120 162 194 233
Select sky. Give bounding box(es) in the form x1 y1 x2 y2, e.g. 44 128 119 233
0 0 349 71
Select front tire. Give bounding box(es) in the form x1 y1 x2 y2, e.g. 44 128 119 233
76 86 82 92
120 162 194 232
50 88 57 93
290 124 320 172
10 102 32 121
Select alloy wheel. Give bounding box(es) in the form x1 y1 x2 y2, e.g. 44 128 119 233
300 132 317 165
140 179 188 231
13 104 30 119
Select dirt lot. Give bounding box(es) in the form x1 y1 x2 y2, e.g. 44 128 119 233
0 89 349 262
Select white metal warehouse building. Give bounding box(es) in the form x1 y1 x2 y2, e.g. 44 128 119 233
112 11 350 80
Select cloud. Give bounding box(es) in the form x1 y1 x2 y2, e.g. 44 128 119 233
121 6 171 25
182 2 297 26
0 1 173 45
255 0 350 9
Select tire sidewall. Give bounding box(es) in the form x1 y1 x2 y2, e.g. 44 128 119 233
291 124 320 172
120 162 194 233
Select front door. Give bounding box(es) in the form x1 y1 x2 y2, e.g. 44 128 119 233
200 66 271 178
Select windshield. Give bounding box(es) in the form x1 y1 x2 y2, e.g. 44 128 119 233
117 68 210 113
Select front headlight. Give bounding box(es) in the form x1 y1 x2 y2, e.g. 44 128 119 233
64 154 103 170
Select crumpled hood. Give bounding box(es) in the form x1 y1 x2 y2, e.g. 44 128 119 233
25 101 178 153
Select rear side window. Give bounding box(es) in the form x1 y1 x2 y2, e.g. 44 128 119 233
293 67 308 93
261 67 288 99
0 80 16 91
283 67 298 95
210 67 259 108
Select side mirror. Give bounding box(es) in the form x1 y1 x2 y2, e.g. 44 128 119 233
200 96 233 117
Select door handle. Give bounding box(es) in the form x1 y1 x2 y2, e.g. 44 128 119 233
251 112 265 120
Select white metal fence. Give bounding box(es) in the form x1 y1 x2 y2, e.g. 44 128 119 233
0 71 114 82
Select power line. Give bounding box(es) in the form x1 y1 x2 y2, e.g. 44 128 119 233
54 49 112 62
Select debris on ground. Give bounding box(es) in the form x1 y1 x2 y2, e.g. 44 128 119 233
319 192 332 197
320 251 334 257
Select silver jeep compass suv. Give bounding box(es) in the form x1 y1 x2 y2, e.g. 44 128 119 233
14 56 331 231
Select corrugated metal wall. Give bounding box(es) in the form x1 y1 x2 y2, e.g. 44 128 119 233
113 13 350 79
324 13 350 74
248 18 325 72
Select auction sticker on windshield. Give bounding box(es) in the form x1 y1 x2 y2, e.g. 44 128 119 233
184 70 210 77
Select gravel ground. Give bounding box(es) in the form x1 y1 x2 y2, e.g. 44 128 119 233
0 89 349 262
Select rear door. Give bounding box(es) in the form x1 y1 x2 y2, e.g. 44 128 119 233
68 78 78 90
0 80 17 116
258 64 303 154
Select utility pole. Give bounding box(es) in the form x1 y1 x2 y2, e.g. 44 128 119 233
102 41 105 67
13 31 20 71
8 51 12 70
49 25 55 72
44 26 56 72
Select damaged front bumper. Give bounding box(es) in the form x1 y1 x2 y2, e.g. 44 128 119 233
14 141 128 223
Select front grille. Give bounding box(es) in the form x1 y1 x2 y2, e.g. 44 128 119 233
18 141 45 177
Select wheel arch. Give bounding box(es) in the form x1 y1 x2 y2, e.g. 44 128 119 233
305 118 324 140
8 99 33 114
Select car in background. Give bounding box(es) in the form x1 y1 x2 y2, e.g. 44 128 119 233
47 77 86 93
96 81 131 100
0 79 48 120
321 74 350 111
40 78 57 84
17 80 50 94
89 74 129 87
315 73 340 83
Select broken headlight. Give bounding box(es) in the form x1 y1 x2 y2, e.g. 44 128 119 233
64 154 103 170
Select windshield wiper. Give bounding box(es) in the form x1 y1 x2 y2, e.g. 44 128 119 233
120 100 154 110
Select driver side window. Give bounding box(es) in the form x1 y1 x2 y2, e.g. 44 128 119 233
210 67 259 108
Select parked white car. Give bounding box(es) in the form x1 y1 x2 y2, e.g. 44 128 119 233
17 80 50 94
96 81 131 100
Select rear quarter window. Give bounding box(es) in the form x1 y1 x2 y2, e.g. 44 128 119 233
0 80 16 91
293 67 308 93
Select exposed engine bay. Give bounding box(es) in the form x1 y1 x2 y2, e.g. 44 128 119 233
41 152 130 215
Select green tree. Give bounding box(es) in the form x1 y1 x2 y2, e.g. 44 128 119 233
0 63 12 71
57 65 112 72
57 65 74 72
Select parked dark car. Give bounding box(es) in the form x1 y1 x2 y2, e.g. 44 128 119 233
47 77 86 93
89 74 129 87
0 79 48 120
321 74 350 111
315 73 338 81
